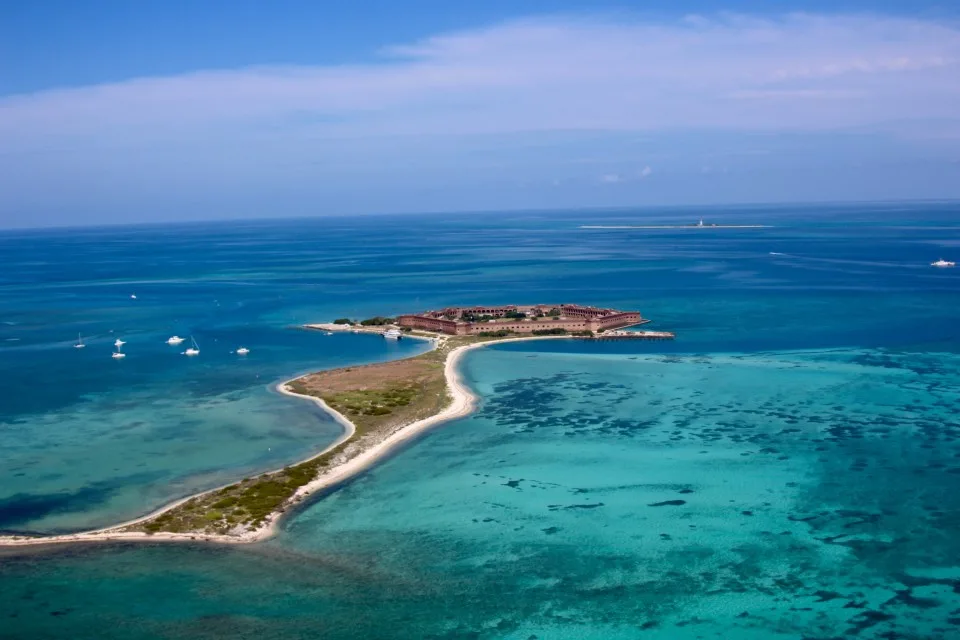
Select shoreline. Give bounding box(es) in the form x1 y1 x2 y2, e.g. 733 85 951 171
0 334 558 549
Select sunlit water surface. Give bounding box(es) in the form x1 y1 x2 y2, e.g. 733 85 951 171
1 203 959 638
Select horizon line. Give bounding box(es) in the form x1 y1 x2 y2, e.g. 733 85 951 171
2 196 959 234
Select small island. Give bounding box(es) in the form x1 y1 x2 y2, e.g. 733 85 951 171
581 218 769 230
0 304 671 547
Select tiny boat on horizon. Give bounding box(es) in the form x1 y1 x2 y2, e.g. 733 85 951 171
931 259 955 268
74 332 85 349
166 335 185 345
184 336 200 356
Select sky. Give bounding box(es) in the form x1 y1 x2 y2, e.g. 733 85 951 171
1 1 960 228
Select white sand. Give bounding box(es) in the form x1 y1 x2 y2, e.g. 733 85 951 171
0 335 562 548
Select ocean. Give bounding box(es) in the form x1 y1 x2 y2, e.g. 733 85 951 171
1 202 958 638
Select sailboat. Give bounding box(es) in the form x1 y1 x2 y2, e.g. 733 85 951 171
184 336 200 356
74 332 85 349
112 340 126 359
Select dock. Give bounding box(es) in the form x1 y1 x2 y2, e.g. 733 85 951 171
592 330 675 341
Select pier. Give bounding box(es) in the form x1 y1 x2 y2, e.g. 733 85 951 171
592 330 675 341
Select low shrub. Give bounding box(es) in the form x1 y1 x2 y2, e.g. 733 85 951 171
478 330 512 337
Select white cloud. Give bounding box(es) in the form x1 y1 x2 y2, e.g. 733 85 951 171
600 166 651 184
1 12 959 150
4 11 960 225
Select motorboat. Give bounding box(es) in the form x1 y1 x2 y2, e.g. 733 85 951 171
166 335 185 345
931 259 955 268
130 294 137 299
74 332 85 349
383 329 403 340
236 347 250 355
184 336 200 356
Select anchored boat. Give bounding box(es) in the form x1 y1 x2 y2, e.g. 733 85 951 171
184 336 200 356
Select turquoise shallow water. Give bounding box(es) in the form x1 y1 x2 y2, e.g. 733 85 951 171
1 203 959 638
0 329 428 533
3 344 959 638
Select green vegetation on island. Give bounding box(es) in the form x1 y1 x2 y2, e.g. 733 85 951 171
478 329 513 337
133 333 517 537
531 328 568 336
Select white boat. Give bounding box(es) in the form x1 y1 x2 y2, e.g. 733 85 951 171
112 341 126 359
130 294 137 300
931 259 955 268
74 332 85 349
184 336 200 356
383 329 403 340
236 347 250 355
166 335 185 345
324 331 333 336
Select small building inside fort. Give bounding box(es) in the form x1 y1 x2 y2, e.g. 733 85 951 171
397 304 645 335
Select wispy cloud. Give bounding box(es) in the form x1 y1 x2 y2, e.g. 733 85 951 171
3 12 960 224
599 165 653 185
2 12 959 146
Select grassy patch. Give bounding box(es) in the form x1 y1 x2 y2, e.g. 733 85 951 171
133 333 521 536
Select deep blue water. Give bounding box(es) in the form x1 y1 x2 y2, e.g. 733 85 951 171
1 202 959 638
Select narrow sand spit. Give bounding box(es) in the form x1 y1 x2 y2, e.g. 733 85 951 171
0 336 560 548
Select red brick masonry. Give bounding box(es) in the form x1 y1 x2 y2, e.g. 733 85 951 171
397 304 644 335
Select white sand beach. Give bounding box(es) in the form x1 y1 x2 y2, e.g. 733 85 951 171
0 335 559 548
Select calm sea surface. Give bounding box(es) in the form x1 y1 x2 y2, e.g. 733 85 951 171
1 203 959 638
